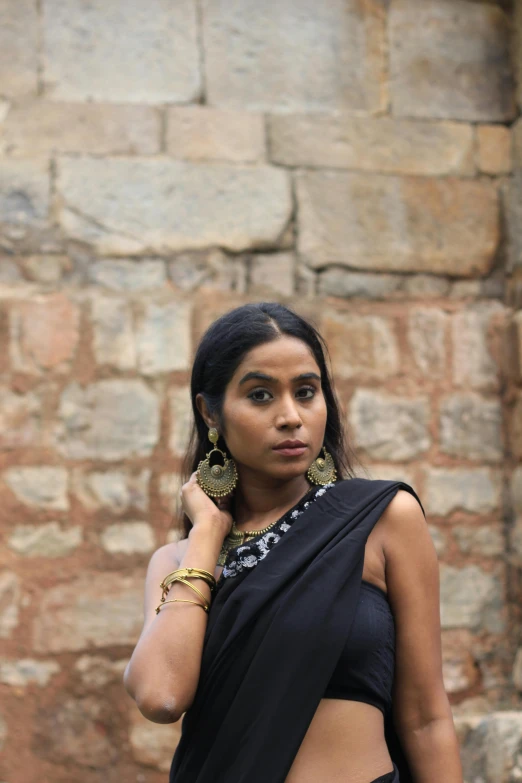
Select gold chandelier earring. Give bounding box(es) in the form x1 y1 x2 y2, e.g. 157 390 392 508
307 446 337 485
196 427 238 498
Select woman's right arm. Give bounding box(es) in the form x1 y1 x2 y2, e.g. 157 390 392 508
123 474 231 724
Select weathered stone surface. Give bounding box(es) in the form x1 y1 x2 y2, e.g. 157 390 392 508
100 522 155 555
135 299 191 374
428 525 448 557
91 295 136 370
56 157 292 255
408 308 447 377
440 564 504 633
516 0 522 111
9 292 80 373
74 655 128 689
0 387 41 448
8 522 83 557
513 648 522 691
2 466 68 510
2 101 161 156
269 115 474 175
424 466 501 516
442 631 479 694
34 696 117 767
476 125 512 175
55 380 160 460
88 259 166 291
0 0 38 97
166 107 265 163
349 390 431 460
0 256 23 282
0 658 60 687
460 712 522 783
0 159 50 241
33 571 144 652
0 571 20 639
20 255 72 283
202 0 386 113
321 310 399 379
169 388 192 458
297 172 498 275
168 250 247 293
249 253 295 297
42 0 200 103
439 393 503 462
453 525 504 557
129 707 182 771
506 170 522 273
71 468 150 513
452 303 505 390
403 275 451 298
159 473 183 519
318 270 403 300
511 466 522 517
508 391 522 460
389 0 515 121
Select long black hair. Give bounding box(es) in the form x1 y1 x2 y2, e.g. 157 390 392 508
177 302 366 538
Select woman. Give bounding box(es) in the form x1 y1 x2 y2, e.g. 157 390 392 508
124 302 464 783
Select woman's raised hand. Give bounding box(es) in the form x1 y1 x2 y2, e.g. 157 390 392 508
179 472 234 539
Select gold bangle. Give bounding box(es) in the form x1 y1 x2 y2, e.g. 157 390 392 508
156 598 209 614
160 567 216 602
170 576 209 606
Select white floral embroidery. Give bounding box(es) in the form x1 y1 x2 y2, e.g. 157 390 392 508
220 482 336 579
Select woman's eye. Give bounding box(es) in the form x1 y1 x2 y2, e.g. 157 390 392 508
297 387 316 399
248 389 272 402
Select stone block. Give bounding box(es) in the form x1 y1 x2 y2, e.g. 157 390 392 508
269 114 474 175
0 0 38 97
20 255 71 283
442 631 479 694
424 466 501 516
71 468 150 513
0 387 41 449
0 658 60 687
88 259 166 291
296 171 498 276
440 564 504 633
91 295 136 370
99 522 155 555
321 310 399 379
318 270 403 300
9 293 80 373
506 170 522 272
439 393 503 462
2 466 69 510
8 522 82 557
249 253 295 297
129 707 182 771
508 391 522 460
403 275 451 297
407 308 447 377
451 303 506 390
135 299 191 374
349 389 431 460
168 250 247 292
74 655 128 689
389 0 515 121
2 101 161 156
169 388 193 458
453 525 504 557
33 571 144 652
511 466 522 517
460 712 522 783
166 107 265 163
0 571 20 639
42 0 200 102
0 159 50 247
476 125 512 175
56 157 292 255
202 0 386 112
54 380 160 460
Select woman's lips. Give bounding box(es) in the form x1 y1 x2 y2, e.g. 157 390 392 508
273 446 307 457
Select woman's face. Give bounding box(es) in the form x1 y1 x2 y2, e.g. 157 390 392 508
218 335 328 482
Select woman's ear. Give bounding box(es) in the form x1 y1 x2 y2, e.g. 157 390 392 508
195 393 217 430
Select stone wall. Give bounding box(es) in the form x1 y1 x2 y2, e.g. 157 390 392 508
0 0 521 780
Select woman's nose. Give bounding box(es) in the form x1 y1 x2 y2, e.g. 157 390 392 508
275 397 303 428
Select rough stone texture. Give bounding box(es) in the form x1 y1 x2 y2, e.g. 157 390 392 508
318 270 404 300
91 295 136 370
442 631 479 694
0 571 20 639
54 380 160 460
166 107 265 163
8 522 83 557
0 0 38 98
0 159 50 244
2 466 69 510
20 255 72 283
439 393 503 462
513 648 522 691
56 157 292 255
451 303 505 390
42 0 200 103
74 655 128 689
71 468 150 513
33 571 144 652
135 299 192 375
0 658 60 687
296 171 499 275
249 253 295 297
349 389 431 460
321 310 400 379
424 466 501 516
99 521 155 555
403 275 451 298
89 259 167 291
169 388 193 458
129 707 182 771
202 0 387 113
269 115 474 175
1 101 161 156
0 387 41 449
512 466 522 517
428 525 448 557
453 525 504 557
440 564 505 633
506 170 522 273
476 124 512 175
407 307 448 378
516 0 522 110
508 391 522 460
168 249 248 293
389 0 515 121
159 473 183 519
459 712 522 783
9 292 80 373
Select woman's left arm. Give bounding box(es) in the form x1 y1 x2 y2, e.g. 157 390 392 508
382 489 464 783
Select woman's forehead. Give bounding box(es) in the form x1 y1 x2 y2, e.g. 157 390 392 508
233 337 319 376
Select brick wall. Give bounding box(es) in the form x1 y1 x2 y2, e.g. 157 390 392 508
0 0 521 780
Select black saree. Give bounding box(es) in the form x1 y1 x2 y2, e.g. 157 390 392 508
169 477 426 783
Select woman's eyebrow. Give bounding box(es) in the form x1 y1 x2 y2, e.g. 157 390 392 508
238 371 321 386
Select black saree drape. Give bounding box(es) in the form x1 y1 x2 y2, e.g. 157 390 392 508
169 477 426 783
